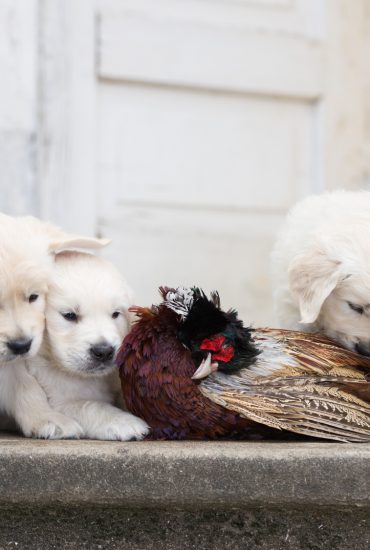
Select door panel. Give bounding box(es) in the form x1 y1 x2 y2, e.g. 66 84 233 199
99 206 284 324
99 84 312 212
99 12 322 99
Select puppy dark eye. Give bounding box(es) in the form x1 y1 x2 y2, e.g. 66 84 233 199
29 294 39 303
112 311 120 319
61 312 78 322
348 302 364 315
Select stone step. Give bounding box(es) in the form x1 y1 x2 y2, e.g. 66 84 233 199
0 435 369 549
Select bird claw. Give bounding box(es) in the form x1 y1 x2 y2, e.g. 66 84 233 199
192 353 218 380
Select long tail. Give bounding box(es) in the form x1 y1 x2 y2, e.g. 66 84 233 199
200 371 370 442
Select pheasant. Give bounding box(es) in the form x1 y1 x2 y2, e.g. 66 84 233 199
118 287 370 442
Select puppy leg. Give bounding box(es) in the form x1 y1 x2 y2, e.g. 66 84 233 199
0 364 83 439
56 400 150 441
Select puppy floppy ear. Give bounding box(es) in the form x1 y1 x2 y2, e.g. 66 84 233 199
288 246 342 324
122 284 135 325
48 235 111 254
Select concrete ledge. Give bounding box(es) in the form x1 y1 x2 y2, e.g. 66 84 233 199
1 505 370 550
0 435 369 509
0 436 370 548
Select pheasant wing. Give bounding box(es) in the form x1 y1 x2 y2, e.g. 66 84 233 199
199 329 370 442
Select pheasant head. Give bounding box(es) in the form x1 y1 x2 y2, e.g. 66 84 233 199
161 286 259 379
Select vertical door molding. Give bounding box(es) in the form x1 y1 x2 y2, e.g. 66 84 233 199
364 0 370 188
320 0 368 190
37 0 97 234
0 0 38 215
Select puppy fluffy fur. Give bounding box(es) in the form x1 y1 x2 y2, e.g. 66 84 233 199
0 214 107 437
28 252 149 441
272 190 370 354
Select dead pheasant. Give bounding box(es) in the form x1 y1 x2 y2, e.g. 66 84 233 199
118 287 370 442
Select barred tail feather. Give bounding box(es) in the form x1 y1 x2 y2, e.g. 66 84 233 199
200 378 370 442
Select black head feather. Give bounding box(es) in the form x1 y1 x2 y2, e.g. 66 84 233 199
159 286 259 372
173 287 260 372
179 288 228 347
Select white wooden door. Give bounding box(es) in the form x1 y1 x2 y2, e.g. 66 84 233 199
38 0 369 325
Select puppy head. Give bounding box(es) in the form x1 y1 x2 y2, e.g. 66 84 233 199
289 230 370 354
45 252 133 376
0 216 108 362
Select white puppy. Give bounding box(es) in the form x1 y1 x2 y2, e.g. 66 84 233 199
272 190 370 354
0 214 107 437
28 252 150 441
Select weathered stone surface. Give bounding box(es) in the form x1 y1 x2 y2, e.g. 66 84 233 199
0 436 369 509
0 506 369 550
0 435 369 548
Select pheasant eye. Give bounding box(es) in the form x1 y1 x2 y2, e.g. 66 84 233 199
112 311 120 319
61 311 78 322
29 294 39 303
347 302 364 315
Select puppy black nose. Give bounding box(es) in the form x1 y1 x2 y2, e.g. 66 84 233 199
89 343 115 363
7 338 33 356
355 342 370 356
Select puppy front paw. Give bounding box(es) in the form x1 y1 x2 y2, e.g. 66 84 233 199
96 412 150 441
21 412 83 440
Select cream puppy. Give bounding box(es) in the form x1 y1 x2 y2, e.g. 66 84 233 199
0 214 107 438
272 190 370 354
28 252 149 440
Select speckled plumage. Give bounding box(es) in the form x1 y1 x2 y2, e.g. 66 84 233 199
201 329 370 442
118 288 370 442
118 306 251 439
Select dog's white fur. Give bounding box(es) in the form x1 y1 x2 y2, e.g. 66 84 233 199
272 190 370 354
28 252 149 441
0 214 108 437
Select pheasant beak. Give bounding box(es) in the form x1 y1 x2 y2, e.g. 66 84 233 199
192 353 218 380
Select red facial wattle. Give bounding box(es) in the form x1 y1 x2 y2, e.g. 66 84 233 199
200 334 235 363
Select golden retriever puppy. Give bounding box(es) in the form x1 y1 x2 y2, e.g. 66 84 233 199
28 252 149 440
0 214 107 437
272 190 370 354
